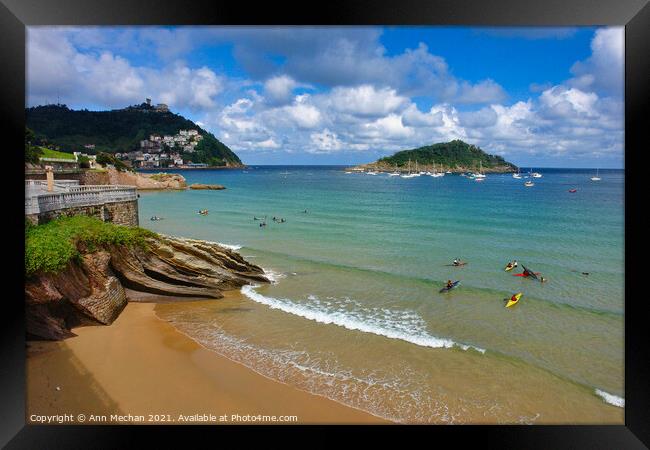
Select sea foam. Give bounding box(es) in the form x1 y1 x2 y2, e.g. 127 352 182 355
215 242 242 251
241 285 485 354
595 389 624 408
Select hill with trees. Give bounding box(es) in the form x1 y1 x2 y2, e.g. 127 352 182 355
25 103 243 167
353 140 517 173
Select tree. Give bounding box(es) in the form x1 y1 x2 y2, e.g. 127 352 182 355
25 127 42 164
96 152 132 172
78 155 90 169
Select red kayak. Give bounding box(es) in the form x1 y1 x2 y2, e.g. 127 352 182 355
513 272 541 277
568 189 577 193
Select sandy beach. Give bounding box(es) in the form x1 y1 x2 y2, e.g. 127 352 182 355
26 298 388 425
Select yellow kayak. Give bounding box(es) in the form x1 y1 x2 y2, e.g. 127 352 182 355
505 292 523 308
504 263 517 272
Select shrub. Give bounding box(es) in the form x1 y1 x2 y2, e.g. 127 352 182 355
25 216 156 277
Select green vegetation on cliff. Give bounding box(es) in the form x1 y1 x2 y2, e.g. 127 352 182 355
376 140 517 170
25 104 243 166
25 216 156 277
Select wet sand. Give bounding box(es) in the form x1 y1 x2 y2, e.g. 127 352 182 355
27 301 388 425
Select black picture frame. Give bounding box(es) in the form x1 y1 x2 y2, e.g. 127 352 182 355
2 0 648 447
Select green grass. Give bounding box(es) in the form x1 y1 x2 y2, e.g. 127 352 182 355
25 216 157 277
39 147 76 160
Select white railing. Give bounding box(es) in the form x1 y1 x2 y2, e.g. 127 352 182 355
25 185 137 215
26 180 80 188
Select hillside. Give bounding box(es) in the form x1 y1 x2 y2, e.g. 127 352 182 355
25 104 243 167
353 140 517 173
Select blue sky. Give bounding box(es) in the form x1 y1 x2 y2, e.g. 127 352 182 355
27 26 624 167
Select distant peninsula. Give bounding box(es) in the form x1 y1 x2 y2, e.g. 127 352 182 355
26 101 244 168
349 140 517 173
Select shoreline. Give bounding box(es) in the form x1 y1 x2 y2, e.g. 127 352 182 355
27 298 389 425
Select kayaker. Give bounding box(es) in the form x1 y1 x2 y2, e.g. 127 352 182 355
505 260 518 270
446 280 454 290
540 276 547 283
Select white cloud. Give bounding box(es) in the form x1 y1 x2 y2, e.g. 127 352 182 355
310 128 343 152
264 75 299 105
569 27 624 95
27 28 223 110
401 104 444 127
327 85 409 118
539 86 598 118
456 79 507 104
276 95 322 129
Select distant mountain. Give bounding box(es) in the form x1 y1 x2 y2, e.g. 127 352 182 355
25 103 243 167
352 140 517 173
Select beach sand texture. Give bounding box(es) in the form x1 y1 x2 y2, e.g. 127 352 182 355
27 301 387 424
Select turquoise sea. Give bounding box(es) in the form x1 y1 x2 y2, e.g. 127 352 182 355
140 166 624 423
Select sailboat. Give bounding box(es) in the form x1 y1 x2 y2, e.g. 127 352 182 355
413 160 422 176
513 168 522 179
531 168 542 178
388 164 400 176
401 159 417 178
473 161 486 179
431 163 444 177
590 168 601 181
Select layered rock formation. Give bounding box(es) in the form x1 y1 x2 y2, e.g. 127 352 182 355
25 236 268 340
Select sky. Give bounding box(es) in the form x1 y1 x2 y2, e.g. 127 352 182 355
26 26 624 167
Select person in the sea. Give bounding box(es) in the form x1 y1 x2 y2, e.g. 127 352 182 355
540 276 547 283
446 280 454 290
302 209 308 213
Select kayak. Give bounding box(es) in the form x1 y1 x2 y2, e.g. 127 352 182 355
504 264 516 272
513 272 541 277
439 280 461 293
445 262 468 267
505 292 523 308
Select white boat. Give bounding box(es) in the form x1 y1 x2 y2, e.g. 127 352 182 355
412 160 421 176
513 168 522 179
473 161 486 178
531 169 542 178
445 170 452 174
366 171 378 175
475 177 485 182
401 159 415 178
590 168 601 181
345 171 352 174
524 180 534 187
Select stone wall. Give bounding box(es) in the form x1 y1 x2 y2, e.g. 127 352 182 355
34 200 139 227
80 170 111 185
105 200 139 226
25 170 111 185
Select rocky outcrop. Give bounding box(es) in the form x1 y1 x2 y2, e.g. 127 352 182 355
25 252 127 340
25 235 268 340
189 183 226 190
105 169 187 190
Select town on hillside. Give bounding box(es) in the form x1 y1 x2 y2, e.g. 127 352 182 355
34 127 211 170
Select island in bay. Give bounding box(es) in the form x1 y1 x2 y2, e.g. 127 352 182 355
349 140 518 174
